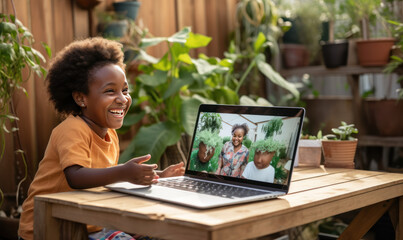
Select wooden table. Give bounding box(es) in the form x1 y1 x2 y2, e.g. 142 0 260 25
34 167 403 240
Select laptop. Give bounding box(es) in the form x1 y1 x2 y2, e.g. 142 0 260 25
107 104 305 209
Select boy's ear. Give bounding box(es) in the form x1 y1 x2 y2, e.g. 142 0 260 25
72 92 87 108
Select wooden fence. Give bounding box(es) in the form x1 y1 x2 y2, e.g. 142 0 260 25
0 0 238 194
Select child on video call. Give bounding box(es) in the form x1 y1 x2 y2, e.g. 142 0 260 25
242 147 275 183
215 123 249 177
18 37 185 240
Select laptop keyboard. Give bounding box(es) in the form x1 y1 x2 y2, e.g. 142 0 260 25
155 178 269 199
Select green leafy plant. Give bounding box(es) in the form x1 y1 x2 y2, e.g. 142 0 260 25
118 27 299 165
301 130 323 140
343 0 392 39
261 117 283 139
199 113 222 133
193 130 223 155
0 14 50 211
323 121 358 140
383 20 403 100
249 138 285 156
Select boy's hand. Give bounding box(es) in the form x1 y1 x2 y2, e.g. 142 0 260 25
124 154 159 185
158 162 185 178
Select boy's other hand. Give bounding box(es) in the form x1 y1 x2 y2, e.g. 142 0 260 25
158 162 185 178
124 154 159 185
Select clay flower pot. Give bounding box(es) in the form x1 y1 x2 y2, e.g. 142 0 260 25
356 38 395 66
198 142 215 163
322 140 358 168
297 139 322 167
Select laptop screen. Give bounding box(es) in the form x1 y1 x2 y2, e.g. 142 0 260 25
186 104 305 191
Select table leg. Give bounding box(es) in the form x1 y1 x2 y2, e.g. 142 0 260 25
339 199 395 240
34 198 60 240
398 197 403 240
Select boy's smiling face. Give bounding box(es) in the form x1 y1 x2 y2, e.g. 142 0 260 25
254 150 275 169
78 64 131 138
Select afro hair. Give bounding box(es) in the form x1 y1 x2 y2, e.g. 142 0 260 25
46 37 125 116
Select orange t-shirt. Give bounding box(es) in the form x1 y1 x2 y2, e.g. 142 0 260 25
18 115 119 240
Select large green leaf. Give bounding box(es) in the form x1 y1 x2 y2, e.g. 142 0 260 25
138 49 159 64
185 32 211 48
255 54 300 99
163 71 194 99
0 21 17 35
253 32 266 53
152 53 171 71
137 70 167 87
119 121 182 164
140 37 166 48
167 27 190 44
212 86 239 104
192 58 229 75
181 97 202 135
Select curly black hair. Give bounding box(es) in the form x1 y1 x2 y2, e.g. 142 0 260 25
231 123 249 136
46 37 125 116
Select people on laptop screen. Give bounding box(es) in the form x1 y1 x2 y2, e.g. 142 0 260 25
242 139 285 183
215 123 250 177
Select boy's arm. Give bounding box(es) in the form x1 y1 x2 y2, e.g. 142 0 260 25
64 154 158 189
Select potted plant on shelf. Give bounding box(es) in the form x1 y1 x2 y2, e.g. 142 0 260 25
279 0 323 68
320 0 349 68
363 19 403 136
0 13 50 239
113 0 141 21
297 130 323 167
96 10 129 39
344 0 395 66
322 121 358 168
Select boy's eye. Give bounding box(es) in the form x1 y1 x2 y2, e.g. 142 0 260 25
105 89 114 93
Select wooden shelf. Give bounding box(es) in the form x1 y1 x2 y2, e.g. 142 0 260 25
280 65 386 78
358 135 403 147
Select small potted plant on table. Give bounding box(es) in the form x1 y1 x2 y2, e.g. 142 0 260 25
322 121 358 168
297 130 323 167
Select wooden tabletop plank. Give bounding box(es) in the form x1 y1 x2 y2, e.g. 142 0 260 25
289 169 384 194
133 173 403 224
291 166 353 181
35 169 403 240
41 172 403 230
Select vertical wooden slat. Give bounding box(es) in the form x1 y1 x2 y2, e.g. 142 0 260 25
52 0 74 52
31 0 58 172
204 0 219 57
137 0 177 58
193 0 208 57
72 1 90 39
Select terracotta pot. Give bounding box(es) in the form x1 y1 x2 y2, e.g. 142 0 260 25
322 140 357 168
198 142 215 163
297 139 322 167
356 38 395 66
281 44 309 69
363 99 403 136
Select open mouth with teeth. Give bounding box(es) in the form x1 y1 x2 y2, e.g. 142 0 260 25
109 109 125 117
